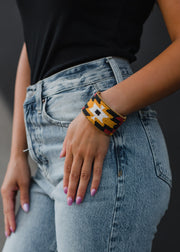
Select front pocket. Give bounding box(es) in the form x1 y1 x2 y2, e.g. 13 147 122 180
42 84 97 127
138 107 172 188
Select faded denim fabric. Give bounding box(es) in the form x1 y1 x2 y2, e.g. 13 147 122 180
2 56 172 252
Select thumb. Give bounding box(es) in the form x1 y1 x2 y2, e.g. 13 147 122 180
20 183 30 213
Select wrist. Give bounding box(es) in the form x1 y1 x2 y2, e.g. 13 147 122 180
10 149 28 161
100 88 128 116
81 91 127 136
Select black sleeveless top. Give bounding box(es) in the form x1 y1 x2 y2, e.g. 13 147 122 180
16 0 156 85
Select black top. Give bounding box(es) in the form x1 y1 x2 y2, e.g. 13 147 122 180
16 0 156 85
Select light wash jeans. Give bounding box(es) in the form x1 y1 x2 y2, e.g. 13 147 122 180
2 56 172 252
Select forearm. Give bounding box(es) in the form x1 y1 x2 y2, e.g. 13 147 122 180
101 38 180 116
10 42 31 160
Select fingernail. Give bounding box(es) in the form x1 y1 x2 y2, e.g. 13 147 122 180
10 227 14 233
5 231 8 237
67 197 73 206
23 203 29 212
64 186 68 194
59 150 63 158
91 188 96 196
76 196 82 204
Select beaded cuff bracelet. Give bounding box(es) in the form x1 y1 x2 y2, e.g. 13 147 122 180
81 91 127 136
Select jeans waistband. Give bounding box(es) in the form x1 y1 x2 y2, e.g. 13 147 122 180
24 55 133 111
27 56 132 91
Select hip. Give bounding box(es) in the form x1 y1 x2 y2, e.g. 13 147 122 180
23 55 173 192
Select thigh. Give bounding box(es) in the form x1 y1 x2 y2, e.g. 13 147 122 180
111 109 172 252
52 136 119 252
52 110 172 252
2 177 57 252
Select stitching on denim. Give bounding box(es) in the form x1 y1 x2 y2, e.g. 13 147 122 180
106 58 124 84
107 132 125 251
138 112 172 188
24 110 43 165
42 86 97 127
139 109 158 120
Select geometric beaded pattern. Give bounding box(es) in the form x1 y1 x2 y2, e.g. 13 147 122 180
81 91 127 136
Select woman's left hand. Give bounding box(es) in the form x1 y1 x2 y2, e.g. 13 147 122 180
60 110 111 205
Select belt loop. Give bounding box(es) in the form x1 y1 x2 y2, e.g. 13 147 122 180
105 56 124 84
36 81 43 114
105 56 113 62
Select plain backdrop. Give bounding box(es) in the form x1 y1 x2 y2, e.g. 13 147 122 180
0 0 180 251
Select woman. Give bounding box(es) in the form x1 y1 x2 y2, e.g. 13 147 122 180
1 0 179 251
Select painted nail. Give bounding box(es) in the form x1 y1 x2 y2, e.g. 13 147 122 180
23 203 29 212
91 188 96 196
64 187 68 194
59 150 63 158
10 227 14 233
76 196 82 204
67 197 73 206
5 231 8 238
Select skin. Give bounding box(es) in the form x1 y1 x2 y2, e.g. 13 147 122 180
1 43 31 236
1 0 180 236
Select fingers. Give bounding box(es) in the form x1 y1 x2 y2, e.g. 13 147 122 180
90 156 104 196
75 157 94 204
1 188 17 237
5 216 11 237
60 136 67 158
20 182 30 212
63 149 73 194
66 155 83 205
4 201 16 236
65 153 104 205
1 181 30 238
61 113 110 206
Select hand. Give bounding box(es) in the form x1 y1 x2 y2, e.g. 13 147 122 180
1 154 31 237
60 110 111 205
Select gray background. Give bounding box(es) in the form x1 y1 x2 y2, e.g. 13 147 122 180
0 0 180 251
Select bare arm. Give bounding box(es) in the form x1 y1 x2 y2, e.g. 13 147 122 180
100 0 180 116
10 42 31 158
1 42 31 237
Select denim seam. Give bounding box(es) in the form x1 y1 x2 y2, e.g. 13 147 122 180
138 112 172 188
42 96 77 127
23 109 43 165
106 57 124 84
107 133 125 252
42 86 98 127
138 109 158 120
38 113 49 167
36 81 43 113
145 122 172 187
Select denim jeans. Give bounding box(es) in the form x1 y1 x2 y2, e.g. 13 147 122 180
2 56 172 252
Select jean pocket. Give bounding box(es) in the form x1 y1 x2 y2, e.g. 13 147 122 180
42 84 97 127
138 106 172 188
